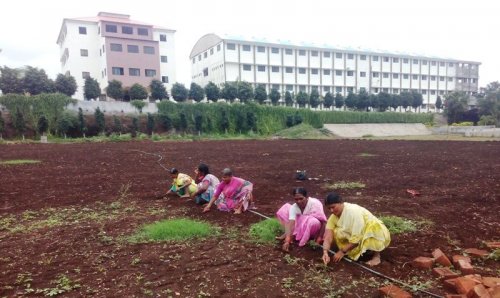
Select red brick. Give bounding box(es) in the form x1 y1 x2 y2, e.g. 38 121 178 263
471 284 491 298
433 248 452 267
483 277 500 289
412 256 434 269
457 259 474 275
463 274 483 284
487 286 500 298
452 255 472 268
444 295 467 298
464 248 489 257
484 241 500 250
443 278 458 292
378 284 412 298
455 277 481 296
432 267 460 280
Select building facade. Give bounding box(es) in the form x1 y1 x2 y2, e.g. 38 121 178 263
57 12 176 100
190 34 480 110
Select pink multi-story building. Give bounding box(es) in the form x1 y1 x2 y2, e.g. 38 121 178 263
57 12 176 100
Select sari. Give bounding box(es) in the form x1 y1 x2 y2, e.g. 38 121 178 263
195 174 220 204
213 177 253 212
170 173 197 196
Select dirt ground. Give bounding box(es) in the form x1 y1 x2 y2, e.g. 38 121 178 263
0 139 499 297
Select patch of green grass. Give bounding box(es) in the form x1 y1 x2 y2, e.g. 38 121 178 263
487 249 500 261
358 152 377 157
248 218 283 243
325 181 366 190
361 134 374 138
130 218 216 242
274 123 334 139
379 215 419 234
0 159 41 165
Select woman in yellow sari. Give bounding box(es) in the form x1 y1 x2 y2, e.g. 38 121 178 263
322 193 390 266
166 168 197 198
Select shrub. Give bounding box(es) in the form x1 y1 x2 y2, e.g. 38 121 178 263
249 218 283 243
131 218 215 242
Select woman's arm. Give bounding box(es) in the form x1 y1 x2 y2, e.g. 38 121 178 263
282 220 295 252
322 229 334 264
193 180 209 197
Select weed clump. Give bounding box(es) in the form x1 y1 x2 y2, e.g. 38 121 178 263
249 218 283 243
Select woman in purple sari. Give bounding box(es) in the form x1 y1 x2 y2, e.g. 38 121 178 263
203 168 253 214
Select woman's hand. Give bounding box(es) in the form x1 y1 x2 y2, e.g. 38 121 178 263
332 250 345 262
282 241 290 252
322 251 330 264
202 204 211 213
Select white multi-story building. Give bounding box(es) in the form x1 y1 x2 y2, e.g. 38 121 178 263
57 12 176 100
190 33 480 109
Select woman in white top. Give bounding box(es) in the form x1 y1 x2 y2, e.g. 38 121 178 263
191 163 220 205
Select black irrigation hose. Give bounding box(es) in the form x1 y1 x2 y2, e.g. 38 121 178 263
247 209 443 298
131 150 169 171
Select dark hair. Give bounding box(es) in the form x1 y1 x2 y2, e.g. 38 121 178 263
325 192 342 205
170 168 179 174
198 163 210 176
222 168 233 176
292 187 307 197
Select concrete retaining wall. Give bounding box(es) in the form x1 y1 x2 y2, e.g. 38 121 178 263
323 123 431 138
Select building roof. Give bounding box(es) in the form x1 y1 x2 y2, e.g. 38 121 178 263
190 33 480 64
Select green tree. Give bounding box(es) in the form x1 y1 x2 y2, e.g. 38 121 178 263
254 85 268 104
369 94 379 111
220 109 230 133
106 80 124 100
0 111 4 139
399 91 412 112
113 115 123 134
221 82 238 103
84 77 101 100
323 92 334 109
355 89 369 111
377 92 392 112
247 112 257 131
23 66 54 95
0 66 24 94
94 107 105 134
55 74 77 97
294 112 303 125
130 100 146 113
78 108 87 137
478 81 500 125
158 114 172 131
235 109 247 133
269 89 281 106
334 93 344 110
444 92 469 124
237 81 254 103
344 92 357 110
57 113 74 138
37 115 48 135
204 82 220 102
147 113 155 136
131 117 139 137
171 83 189 102
179 112 188 132
194 113 203 134
309 89 320 108
189 82 205 102
390 94 401 111
411 91 424 112
129 83 148 100
295 91 309 108
150 79 168 101
435 96 443 110
13 107 26 140
284 91 294 106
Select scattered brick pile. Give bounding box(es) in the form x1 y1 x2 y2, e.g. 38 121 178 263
379 245 499 298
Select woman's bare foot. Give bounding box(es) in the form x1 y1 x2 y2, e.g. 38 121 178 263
275 233 286 240
234 208 242 214
365 252 381 266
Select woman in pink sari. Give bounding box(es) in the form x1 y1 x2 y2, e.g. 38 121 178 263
276 187 327 252
203 168 253 214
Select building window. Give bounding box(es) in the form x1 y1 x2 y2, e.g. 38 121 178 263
286 85 293 91
285 48 293 55
360 55 367 60
431 90 436 95
298 68 306 74
393 57 399 63
272 66 280 72
257 46 265 53
422 75 428 80
372 56 379 61
335 70 342 76
105 24 117 33
227 43 236 50
448 63 454 67
129 68 140 76
192 58 195 64
383 88 389 93
210 48 214 55
431 61 437 66
127 45 139 53
336 87 342 93
204 52 207 58
422 60 428 65
422 90 427 95
311 68 318 75
100 49 102 56
272 84 280 90
198 55 201 61
161 56 168 63
162 76 169 83
299 85 306 91
110 43 122 52
145 69 156 77
403 74 409 79
383 57 389 62
347 53 354 59
360 71 366 77
138 28 148 36
112 67 124 75
243 64 251 71
383 73 389 78
79 27 87 34
122 26 133 34
335 53 342 59
80 49 88 57
439 76 445 81
217 44 221 51
347 70 354 76
413 59 419 64
103 45 105 53
257 65 266 72
413 74 419 80
271 47 279 54
323 52 331 58
439 62 445 66
393 73 399 79
311 51 318 57
323 86 330 92
403 58 409 63
160 34 167 42
431 76 436 81
440 90 445 95
242 44 251 51
374 88 379 93
323 69 331 75
448 77 453 82
203 68 208 77
298 49 306 56
347 87 354 93
393 89 399 94
372 72 379 78
144 46 155 54
82 71 90 78
285 67 293 73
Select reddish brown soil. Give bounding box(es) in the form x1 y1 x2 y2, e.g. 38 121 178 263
0 140 499 297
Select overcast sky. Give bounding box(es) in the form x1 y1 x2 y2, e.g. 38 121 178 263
0 0 498 87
